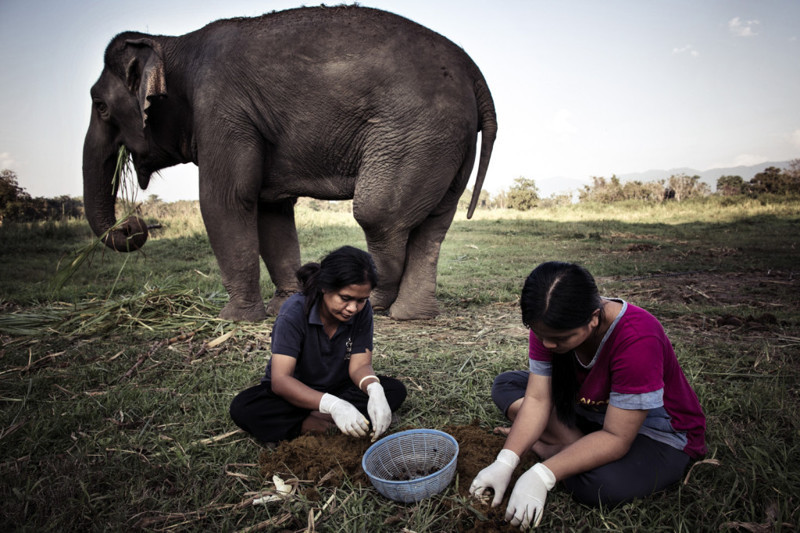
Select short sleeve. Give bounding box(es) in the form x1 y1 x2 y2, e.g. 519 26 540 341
270 299 306 358
609 389 664 410
610 335 666 395
349 300 374 354
528 330 552 375
528 330 552 362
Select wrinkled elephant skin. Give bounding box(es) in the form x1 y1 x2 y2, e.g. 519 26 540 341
82 5 497 321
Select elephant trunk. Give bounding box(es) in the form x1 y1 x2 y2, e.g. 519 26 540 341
82 119 148 252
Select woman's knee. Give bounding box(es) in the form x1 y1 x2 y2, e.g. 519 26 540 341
562 439 689 506
563 471 625 507
491 370 528 416
229 388 253 425
380 376 408 410
229 383 273 428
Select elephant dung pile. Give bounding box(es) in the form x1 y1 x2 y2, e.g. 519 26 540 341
258 422 537 523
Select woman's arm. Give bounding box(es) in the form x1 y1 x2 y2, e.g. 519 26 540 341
543 405 647 481
349 349 379 392
503 372 553 456
270 353 324 409
469 372 553 506
348 348 392 439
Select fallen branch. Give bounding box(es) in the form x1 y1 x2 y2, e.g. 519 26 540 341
121 340 167 380
155 429 245 458
0 350 66 376
167 329 200 345
237 513 293 533
196 429 243 446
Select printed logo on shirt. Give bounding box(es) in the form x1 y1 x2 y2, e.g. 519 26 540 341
579 397 609 408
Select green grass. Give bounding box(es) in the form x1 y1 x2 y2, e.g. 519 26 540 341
1 198 799 531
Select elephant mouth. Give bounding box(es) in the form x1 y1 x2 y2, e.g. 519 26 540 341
130 157 153 190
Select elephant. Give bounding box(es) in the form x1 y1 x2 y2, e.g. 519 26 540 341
83 5 496 321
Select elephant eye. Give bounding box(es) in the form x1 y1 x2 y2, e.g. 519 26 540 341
93 99 109 119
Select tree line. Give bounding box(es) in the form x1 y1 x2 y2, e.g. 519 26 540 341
2 160 799 222
463 159 800 210
0 169 84 223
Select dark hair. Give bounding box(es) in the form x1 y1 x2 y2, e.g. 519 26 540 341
520 261 603 426
296 246 378 316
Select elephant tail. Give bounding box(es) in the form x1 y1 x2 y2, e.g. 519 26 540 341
467 78 497 219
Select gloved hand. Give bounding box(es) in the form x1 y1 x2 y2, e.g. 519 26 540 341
318 393 369 437
366 381 391 441
506 462 556 529
469 448 520 507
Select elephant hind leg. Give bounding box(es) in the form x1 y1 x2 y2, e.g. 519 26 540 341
389 145 476 320
387 209 451 320
360 228 410 313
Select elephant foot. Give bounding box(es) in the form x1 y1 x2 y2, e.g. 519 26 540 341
220 301 268 322
370 288 398 313
388 298 440 321
265 290 296 316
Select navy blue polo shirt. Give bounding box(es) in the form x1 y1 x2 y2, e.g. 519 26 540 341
261 292 374 391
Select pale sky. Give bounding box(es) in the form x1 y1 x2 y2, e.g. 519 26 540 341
1 0 798 201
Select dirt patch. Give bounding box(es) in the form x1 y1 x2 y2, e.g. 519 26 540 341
259 432 372 488
258 423 511 493
607 270 797 309
258 423 534 530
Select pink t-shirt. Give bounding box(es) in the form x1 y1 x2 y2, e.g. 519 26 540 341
529 301 707 458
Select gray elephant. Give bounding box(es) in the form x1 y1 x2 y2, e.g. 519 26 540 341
83 5 496 321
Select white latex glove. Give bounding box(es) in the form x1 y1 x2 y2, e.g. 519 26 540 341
366 382 391 441
506 462 556 530
469 449 520 507
318 393 369 437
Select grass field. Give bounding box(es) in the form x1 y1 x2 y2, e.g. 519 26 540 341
1 197 798 532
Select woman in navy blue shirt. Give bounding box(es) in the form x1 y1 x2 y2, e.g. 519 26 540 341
230 246 406 443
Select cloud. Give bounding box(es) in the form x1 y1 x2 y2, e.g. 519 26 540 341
729 17 760 37
552 109 577 137
672 45 699 57
0 152 16 169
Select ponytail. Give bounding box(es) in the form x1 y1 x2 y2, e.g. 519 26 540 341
296 262 322 316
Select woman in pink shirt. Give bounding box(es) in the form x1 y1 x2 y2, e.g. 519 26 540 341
470 261 706 529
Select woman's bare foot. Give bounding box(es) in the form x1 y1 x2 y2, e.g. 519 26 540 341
491 427 563 459
532 440 565 460
301 411 335 435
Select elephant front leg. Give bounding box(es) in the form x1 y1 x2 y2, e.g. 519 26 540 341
199 180 267 322
210 222 268 322
258 199 302 315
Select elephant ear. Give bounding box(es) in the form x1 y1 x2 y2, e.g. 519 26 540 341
124 38 167 129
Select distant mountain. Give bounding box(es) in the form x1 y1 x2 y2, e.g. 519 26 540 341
616 160 792 191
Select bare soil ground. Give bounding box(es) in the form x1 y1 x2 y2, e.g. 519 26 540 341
259 423 531 532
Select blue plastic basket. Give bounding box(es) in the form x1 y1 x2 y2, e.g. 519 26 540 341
362 429 459 503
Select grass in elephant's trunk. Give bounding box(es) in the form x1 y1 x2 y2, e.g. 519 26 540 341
53 146 147 291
